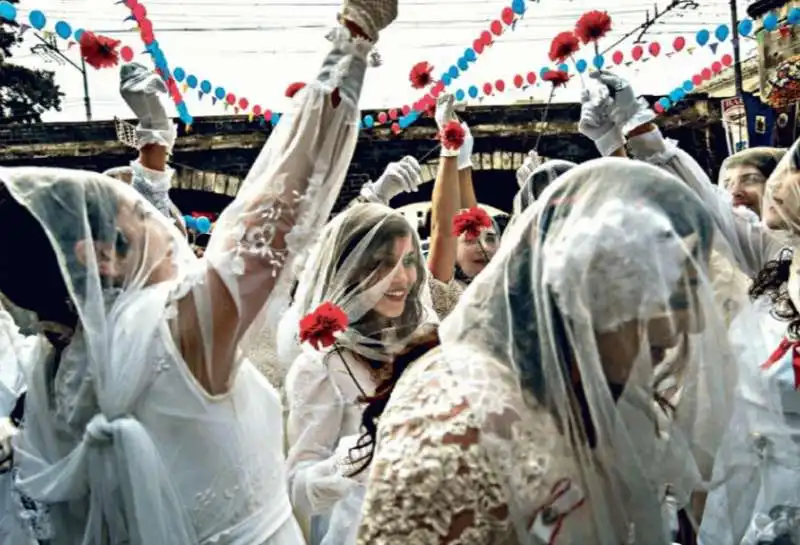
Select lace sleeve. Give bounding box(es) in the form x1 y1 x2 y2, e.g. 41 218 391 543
628 129 784 277
177 27 370 391
356 353 514 545
428 276 465 319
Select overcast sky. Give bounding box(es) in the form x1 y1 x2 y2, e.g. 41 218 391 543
7 0 757 122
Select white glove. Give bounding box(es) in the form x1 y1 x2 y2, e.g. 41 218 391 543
457 123 474 170
334 434 371 483
578 82 625 157
0 418 18 473
360 156 423 203
516 150 542 188
120 62 177 151
590 70 656 135
340 0 398 41
435 94 461 158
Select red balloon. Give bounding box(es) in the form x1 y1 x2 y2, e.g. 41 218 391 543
377 111 388 123
692 74 703 86
632 45 643 61
673 36 686 52
264 109 272 119
612 50 624 64
701 68 712 80
654 102 665 114
648 42 661 57
480 30 492 44
513 74 524 88
388 108 398 120
401 104 411 115
239 98 249 110
711 61 723 74
120 46 134 62
495 79 505 92
501 7 514 25
226 93 236 105
253 105 262 115
721 54 733 66
483 82 493 95
526 71 536 84
391 122 401 134
474 39 485 54
490 20 503 36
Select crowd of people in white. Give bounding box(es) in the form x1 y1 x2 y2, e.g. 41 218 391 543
1 1 800 543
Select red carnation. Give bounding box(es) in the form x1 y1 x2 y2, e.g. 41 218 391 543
575 10 612 44
453 207 492 241
285 82 306 98
549 31 580 63
543 70 570 88
440 120 466 150
298 302 349 351
79 31 121 70
409 61 434 89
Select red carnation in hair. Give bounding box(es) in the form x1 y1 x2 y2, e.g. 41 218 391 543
575 10 612 44
440 120 466 150
549 31 580 63
452 207 492 241
79 31 121 70
285 82 306 98
409 61 434 89
543 69 570 88
298 302 349 350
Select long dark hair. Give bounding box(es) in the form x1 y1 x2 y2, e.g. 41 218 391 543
750 247 800 337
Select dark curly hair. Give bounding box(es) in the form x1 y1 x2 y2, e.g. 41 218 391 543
750 248 800 337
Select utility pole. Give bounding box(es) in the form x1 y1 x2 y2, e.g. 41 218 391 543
31 32 92 121
730 0 745 97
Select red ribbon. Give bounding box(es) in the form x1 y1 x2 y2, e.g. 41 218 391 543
760 338 800 389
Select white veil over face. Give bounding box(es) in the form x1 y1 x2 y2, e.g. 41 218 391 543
438 158 736 543
284 203 437 364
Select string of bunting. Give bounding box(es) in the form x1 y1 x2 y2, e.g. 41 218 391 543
654 54 734 113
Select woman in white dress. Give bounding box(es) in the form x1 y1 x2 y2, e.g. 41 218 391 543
356 158 736 544
0 2 397 542
284 203 438 545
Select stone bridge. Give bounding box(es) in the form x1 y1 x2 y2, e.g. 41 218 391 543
0 97 727 215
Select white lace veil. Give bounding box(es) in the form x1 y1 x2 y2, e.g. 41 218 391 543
513 159 576 216
438 158 736 543
282 202 437 365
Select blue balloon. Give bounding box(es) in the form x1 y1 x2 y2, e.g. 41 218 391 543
448 65 459 79
271 112 281 125
363 115 374 128
398 118 409 129
55 21 71 39
763 13 778 31
357 119 364 130
658 97 671 109
788 8 800 25
464 48 477 62
696 29 710 46
669 89 682 102
458 57 469 71
214 87 226 100
738 19 753 36
715 24 729 42
200 80 212 93
195 217 211 234
173 67 186 82
575 59 588 73
0 1 17 21
186 75 198 88
683 80 694 92
455 89 465 101
441 73 452 86
180 113 193 125
512 0 525 15
468 85 478 98
185 216 197 230
28 9 45 30
74 28 85 41
540 67 549 78
593 55 604 69
558 63 569 73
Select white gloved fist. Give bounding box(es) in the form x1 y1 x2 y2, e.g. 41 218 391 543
516 150 543 188
360 156 423 203
334 434 371 482
0 418 18 473
590 70 656 135
120 62 177 151
457 123 474 170
578 82 625 157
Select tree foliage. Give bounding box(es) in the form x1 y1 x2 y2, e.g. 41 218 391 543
0 0 64 124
